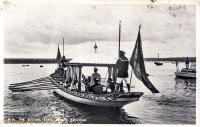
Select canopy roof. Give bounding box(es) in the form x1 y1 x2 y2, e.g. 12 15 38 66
64 53 117 67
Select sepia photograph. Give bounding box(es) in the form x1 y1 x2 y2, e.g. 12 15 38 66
1 0 199 125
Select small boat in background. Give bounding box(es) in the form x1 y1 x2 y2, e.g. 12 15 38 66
154 53 163 66
175 62 196 79
40 65 43 67
154 61 163 66
26 65 29 66
22 65 25 66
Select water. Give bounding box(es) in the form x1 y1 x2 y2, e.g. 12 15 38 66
3 62 196 124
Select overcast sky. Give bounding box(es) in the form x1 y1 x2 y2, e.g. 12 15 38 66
3 1 196 58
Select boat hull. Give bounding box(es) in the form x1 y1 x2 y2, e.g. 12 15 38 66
175 72 196 79
54 89 139 107
50 77 143 108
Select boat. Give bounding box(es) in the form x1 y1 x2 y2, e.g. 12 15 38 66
154 53 163 65
40 65 43 67
50 64 144 107
175 62 196 79
49 24 159 108
9 24 159 108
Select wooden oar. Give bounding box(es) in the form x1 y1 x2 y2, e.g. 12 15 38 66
10 77 50 86
10 86 59 90
10 85 60 90
10 79 51 86
9 83 56 89
10 80 52 87
22 77 50 82
11 87 60 92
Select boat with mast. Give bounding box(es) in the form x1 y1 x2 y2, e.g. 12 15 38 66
9 23 159 108
175 61 196 79
49 23 159 107
154 53 163 66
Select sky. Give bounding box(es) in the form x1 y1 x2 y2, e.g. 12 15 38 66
3 0 197 59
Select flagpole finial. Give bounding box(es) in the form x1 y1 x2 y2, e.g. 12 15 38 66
139 24 141 30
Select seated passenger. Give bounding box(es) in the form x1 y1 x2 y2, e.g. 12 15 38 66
63 80 70 88
87 78 101 93
91 67 101 85
69 79 78 91
105 78 115 93
87 76 91 86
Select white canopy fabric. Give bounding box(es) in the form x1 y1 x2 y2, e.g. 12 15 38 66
69 53 117 64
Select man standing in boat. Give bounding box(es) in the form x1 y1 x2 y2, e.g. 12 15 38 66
60 55 67 67
115 50 131 93
185 57 190 69
91 67 101 85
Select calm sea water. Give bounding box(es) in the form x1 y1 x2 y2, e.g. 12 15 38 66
4 62 196 124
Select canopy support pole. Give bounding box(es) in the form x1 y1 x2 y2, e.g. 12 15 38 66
78 66 82 91
112 67 117 84
108 67 112 79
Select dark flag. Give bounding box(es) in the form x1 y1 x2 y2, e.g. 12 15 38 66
130 26 159 93
56 44 61 65
176 61 178 66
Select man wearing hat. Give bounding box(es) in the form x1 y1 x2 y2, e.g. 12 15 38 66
115 50 131 93
91 67 101 85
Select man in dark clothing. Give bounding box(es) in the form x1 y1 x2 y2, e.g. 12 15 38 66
115 50 131 93
185 57 190 69
105 78 115 93
87 78 101 93
60 56 67 67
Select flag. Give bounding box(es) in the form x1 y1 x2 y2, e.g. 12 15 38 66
56 44 61 65
176 61 178 66
130 27 159 93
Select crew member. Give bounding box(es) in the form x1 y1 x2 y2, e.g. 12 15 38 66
105 78 115 93
91 67 101 85
115 50 131 93
60 56 67 67
185 57 190 69
87 78 101 93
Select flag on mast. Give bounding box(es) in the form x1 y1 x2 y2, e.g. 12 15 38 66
56 44 61 65
130 25 159 93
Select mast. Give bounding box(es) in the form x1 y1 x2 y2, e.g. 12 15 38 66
63 38 64 56
158 53 159 62
118 21 121 59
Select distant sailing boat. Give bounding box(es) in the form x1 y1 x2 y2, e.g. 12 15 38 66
154 53 163 66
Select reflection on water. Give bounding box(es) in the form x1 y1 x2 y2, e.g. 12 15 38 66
175 78 196 91
4 63 196 124
53 92 140 124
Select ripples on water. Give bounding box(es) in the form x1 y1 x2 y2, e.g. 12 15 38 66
4 63 196 124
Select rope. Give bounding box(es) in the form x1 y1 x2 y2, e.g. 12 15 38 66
130 69 133 85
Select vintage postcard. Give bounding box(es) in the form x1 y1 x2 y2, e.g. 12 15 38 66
0 0 199 126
